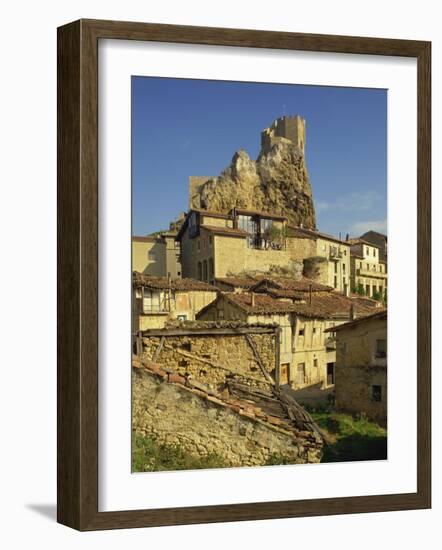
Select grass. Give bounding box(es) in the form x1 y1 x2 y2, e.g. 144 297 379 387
132 434 226 472
310 411 387 463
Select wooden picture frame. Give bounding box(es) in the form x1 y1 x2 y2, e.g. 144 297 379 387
57 19 431 531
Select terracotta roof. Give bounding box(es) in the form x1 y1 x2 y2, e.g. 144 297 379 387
192 208 231 220
324 309 387 332
214 277 258 289
132 272 217 292
251 276 333 293
205 290 381 320
348 238 380 248
232 208 287 221
200 225 248 238
287 226 350 245
133 357 324 441
222 293 329 317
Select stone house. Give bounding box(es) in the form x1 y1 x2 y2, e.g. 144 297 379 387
132 272 217 332
196 286 380 389
348 238 387 299
288 227 351 293
177 208 304 282
324 309 387 422
360 230 388 263
132 232 181 278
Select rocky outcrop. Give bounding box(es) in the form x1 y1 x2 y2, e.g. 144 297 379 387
189 119 317 229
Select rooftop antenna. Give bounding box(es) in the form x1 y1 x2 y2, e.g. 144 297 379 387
282 104 286 116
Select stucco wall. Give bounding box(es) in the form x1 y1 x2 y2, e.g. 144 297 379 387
132 240 167 275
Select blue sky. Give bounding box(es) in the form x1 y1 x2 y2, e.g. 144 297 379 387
132 77 387 237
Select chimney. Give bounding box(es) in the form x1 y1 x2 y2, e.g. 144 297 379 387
251 292 255 308
349 304 355 320
346 233 349 241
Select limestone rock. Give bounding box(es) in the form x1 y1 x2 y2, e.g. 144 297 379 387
190 121 316 229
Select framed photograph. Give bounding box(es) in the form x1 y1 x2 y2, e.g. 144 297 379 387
57 19 431 530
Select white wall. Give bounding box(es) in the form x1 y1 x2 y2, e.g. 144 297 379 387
0 0 440 548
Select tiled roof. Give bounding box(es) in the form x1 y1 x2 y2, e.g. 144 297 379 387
132 272 217 292
232 208 287 221
324 309 387 332
251 276 333 293
287 226 350 245
222 293 329 317
200 225 248 237
348 238 380 248
214 277 258 289
133 356 324 441
219 290 381 319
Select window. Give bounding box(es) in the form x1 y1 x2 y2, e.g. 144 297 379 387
197 262 202 280
334 276 338 288
334 262 338 273
298 327 305 337
209 236 212 246
372 385 382 402
177 315 187 322
197 240 201 250
366 247 370 255
342 342 348 354
148 250 156 260
313 327 317 335
208 258 214 280
203 260 208 281
342 263 346 273
217 309 224 319
376 339 387 358
313 358 318 368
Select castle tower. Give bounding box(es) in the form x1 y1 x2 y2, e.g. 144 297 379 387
261 115 306 155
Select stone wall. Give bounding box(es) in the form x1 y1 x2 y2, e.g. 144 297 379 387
334 365 387 422
141 331 276 390
132 367 322 467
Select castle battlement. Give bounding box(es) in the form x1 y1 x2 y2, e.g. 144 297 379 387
261 115 306 155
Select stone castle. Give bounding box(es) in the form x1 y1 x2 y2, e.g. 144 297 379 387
260 115 306 155
188 115 316 229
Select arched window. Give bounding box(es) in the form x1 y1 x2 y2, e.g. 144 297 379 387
203 260 208 281
197 262 202 280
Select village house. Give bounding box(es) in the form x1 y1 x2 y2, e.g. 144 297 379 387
325 309 387 422
360 230 388 263
177 207 299 282
197 279 381 389
288 227 351 293
132 272 217 332
132 232 182 278
348 238 387 299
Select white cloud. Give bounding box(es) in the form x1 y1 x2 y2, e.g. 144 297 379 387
349 219 388 236
316 191 383 214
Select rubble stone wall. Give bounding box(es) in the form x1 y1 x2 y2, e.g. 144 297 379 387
132 368 323 467
142 332 276 390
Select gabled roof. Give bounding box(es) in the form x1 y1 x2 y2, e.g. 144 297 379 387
132 272 217 292
250 276 333 293
199 288 382 320
200 225 248 238
287 226 350 245
324 309 387 332
231 207 287 221
214 277 258 289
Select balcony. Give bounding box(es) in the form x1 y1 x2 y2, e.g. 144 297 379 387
356 268 387 279
329 247 343 260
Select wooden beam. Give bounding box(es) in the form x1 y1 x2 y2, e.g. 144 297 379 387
142 326 276 337
152 336 165 362
245 334 275 385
